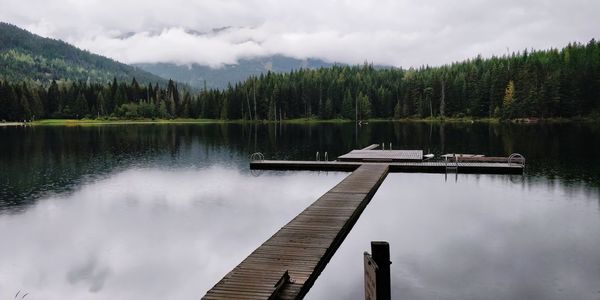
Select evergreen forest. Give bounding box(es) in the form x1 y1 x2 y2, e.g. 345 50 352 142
1 40 599 121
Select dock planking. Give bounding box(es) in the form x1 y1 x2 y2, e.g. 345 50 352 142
202 164 389 300
338 149 423 162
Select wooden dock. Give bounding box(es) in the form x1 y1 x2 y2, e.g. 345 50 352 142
203 148 524 299
203 164 389 300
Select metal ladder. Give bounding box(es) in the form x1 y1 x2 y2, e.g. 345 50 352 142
249 152 265 161
315 152 328 161
508 153 525 167
445 154 459 173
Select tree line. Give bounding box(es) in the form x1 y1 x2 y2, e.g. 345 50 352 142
1 40 599 122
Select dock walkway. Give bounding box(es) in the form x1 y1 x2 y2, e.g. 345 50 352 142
203 164 389 300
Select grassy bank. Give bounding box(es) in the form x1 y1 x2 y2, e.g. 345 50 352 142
369 117 501 123
27 118 352 126
361 116 599 123
30 118 225 126
0 122 26 127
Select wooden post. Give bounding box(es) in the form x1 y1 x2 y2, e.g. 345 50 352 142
364 252 378 300
371 241 391 300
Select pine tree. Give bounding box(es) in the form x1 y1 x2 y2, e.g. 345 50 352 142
342 89 354 119
182 91 192 118
323 97 333 119
503 80 516 118
220 97 229 119
19 93 31 120
357 92 371 120
158 100 168 118
29 88 44 119
47 80 60 116
73 92 89 118
439 80 446 118
394 101 402 119
168 92 175 117
115 85 128 108
424 87 433 118
0 82 8 120
6 84 20 120
97 91 106 117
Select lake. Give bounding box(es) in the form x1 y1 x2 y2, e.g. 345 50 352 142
1 122 599 300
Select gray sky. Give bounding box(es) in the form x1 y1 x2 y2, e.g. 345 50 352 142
1 0 599 68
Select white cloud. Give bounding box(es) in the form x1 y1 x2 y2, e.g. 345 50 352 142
1 0 599 68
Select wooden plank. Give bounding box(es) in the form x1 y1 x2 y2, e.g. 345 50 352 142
202 164 389 300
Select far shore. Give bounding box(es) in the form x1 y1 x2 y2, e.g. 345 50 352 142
1 116 598 127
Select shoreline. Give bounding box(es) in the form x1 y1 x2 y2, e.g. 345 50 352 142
0 122 26 127
1 117 598 127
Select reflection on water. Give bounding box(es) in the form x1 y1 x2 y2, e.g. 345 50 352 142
0 167 345 299
307 174 600 300
2 122 600 210
1 122 600 299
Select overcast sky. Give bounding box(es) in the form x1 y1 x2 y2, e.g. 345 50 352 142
1 0 599 68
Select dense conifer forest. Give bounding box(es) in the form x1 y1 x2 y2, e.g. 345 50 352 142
1 40 599 121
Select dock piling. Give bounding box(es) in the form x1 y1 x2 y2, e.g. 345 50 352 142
371 241 391 300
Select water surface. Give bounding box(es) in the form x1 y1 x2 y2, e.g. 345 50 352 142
1 122 599 299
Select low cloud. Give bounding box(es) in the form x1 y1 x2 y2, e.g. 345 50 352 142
1 0 599 68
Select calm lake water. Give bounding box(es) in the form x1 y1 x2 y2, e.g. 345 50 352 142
1 122 599 300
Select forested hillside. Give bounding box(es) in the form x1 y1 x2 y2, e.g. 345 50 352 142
0 22 166 85
1 40 599 121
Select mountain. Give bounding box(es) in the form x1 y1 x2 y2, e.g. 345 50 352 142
0 22 167 85
134 55 335 89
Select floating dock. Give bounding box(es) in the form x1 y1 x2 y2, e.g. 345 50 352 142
251 145 524 174
250 160 523 174
203 146 524 299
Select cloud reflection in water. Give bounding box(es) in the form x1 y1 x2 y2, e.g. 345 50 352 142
307 173 600 300
0 167 346 300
